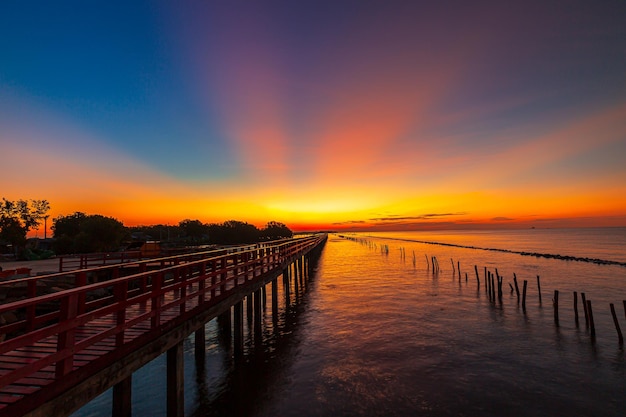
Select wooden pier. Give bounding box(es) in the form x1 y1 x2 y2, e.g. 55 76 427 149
0 234 327 417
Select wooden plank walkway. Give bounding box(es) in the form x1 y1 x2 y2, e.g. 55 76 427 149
0 235 326 416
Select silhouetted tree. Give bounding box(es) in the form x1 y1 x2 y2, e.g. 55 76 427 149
51 212 86 238
52 212 128 254
0 198 50 257
207 220 260 244
260 221 293 240
178 219 209 243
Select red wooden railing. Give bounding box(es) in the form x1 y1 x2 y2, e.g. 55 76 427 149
57 251 144 272
0 235 326 414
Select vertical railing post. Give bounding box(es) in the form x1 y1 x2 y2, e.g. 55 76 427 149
233 253 240 287
75 271 87 315
115 281 128 347
56 292 79 378
151 272 163 328
220 257 227 295
26 280 37 331
198 262 206 305
210 260 217 299
179 266 187 315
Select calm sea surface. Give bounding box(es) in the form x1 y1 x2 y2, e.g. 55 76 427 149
73 228 626 417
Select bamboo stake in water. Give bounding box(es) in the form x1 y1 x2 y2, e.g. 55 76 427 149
610 303 624 345
537 275 542 305
587 300 596 339
582 292 589 327
573 291 579 327
474 265 479 286
522 280 528 311
484 267 487 291
553 290 559 326
513 274 520 303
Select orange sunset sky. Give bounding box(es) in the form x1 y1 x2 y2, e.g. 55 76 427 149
1 1 626 233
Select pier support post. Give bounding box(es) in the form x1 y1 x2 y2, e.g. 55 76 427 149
234 300 244 357
194 325 205 364
262 285 267 310
283 268 291 306
112 375 132 417
246 295 253 323
271 278 278 321
218 309 231 340
167 341 184 417
254 289 262 343
293 262 299 294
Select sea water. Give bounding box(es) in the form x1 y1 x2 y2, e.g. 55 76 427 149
73 228 626 417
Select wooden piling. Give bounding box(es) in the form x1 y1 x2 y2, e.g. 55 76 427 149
573 291 579 327
271 279 279 320
457 261 461 280
581 292 589 327
553 290 559 326
522 280 528 311
112 375 132 417
167 341 184 417
513 274 520 303
246 295 253 323
610 303 624 345
254 289 262 322
509 283 514 293
233 301 244 357
194 325 205 360
484 267 487 291
537 275 542 304
474 265 479 286
587 300 596 339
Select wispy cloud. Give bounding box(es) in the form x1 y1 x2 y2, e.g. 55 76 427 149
369 213 467 222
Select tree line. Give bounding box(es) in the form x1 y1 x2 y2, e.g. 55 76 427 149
0 198 293 258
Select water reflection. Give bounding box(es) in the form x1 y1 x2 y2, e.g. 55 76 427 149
190 257 320 417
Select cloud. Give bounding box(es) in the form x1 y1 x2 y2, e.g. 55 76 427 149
369 212 467 221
